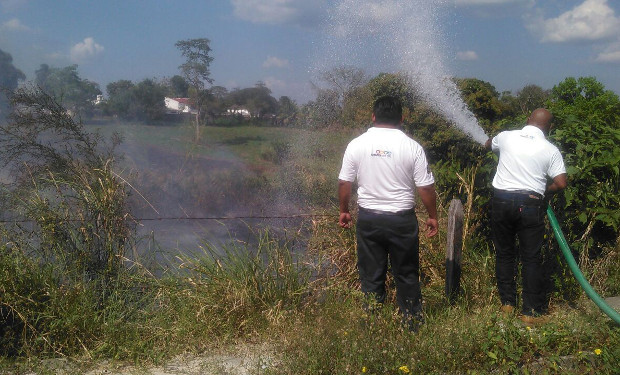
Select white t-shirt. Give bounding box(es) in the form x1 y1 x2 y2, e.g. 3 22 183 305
491 125 566 195
338 127 434 212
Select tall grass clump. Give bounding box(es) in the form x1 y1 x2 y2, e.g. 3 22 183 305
0 86 135 356
148 229 311 350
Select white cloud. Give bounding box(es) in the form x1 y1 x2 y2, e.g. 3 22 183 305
595 49 620 63
528 0 620 43
230 0 325 26
1 18 30 32
70 37 104 63
455 0 531 5
262 56 289 68
456 50 479 60
595 41 620 63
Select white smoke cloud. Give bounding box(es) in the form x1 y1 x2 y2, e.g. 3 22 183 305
262 56 290 68
230 0 326 26
527 0 620 43
456 50 479 60
1 18 30 32
70 37 104 63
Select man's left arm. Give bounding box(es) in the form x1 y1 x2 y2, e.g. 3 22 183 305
546 173 567 194
546 150 568 195
417 184 438 237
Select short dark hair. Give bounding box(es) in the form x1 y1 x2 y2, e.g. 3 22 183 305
373 96 403 125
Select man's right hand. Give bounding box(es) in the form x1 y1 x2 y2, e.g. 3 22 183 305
339 212 352 228
425 217 438 237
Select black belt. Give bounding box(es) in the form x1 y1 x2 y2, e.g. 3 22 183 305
359 207 416 216
494 188 543 200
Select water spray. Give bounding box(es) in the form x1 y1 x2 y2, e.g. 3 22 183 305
316 0 488 144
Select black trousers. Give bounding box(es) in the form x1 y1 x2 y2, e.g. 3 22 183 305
491 190 547 316
356 208 422 317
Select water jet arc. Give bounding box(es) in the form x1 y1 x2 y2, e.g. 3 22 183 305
547 205 620 325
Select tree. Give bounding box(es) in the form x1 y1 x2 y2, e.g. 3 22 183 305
203 85 228 123
34 64 51 88
168 75 189 98
210 85 228 101
246 82 277 119
498 90 520 119
104 80 135 119
340 85 373 128
276 96 298 126
343 72 414 129
516 84 549 115
548 76 620 252
132 79 167 122
454 78 506 125
319 65 367 107
103 79 167 122
226 82 278 122
303 89 340 129
36 65 102 118
0 49 26 117
175 38 214 140
365 73 416 108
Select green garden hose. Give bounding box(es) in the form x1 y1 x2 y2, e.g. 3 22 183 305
547 205 620 325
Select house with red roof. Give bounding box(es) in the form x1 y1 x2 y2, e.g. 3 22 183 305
164 97 196 114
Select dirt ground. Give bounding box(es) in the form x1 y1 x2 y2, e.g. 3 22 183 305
16 344 274 375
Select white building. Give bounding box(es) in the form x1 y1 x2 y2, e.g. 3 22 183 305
165 97 195 114
226 108 251 117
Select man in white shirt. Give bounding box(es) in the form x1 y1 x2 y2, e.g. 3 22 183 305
485 108 567 325
338 96 438 330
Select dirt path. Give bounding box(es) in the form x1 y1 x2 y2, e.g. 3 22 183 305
18 345 274 375
85 353 270 375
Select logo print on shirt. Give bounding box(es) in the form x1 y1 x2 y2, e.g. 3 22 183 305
371 149 392 158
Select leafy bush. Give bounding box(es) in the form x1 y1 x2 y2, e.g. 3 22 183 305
0 87 134 356
0 86 132 281
548 77 620 254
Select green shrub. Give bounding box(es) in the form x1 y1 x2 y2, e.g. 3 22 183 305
0 86 135 357
548 77 620 254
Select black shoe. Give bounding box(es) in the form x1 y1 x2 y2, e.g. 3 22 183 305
402 312 424 333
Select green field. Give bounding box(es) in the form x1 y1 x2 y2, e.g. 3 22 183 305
1 119 618 374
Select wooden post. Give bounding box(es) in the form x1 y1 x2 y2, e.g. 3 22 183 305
446 199 464 302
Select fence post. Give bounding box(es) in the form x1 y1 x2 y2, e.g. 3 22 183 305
446 199 464 302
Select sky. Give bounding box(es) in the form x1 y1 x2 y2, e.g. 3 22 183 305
1 0 619 104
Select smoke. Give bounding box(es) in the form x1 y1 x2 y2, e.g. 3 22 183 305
313 0 488 144
110 126 308 258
